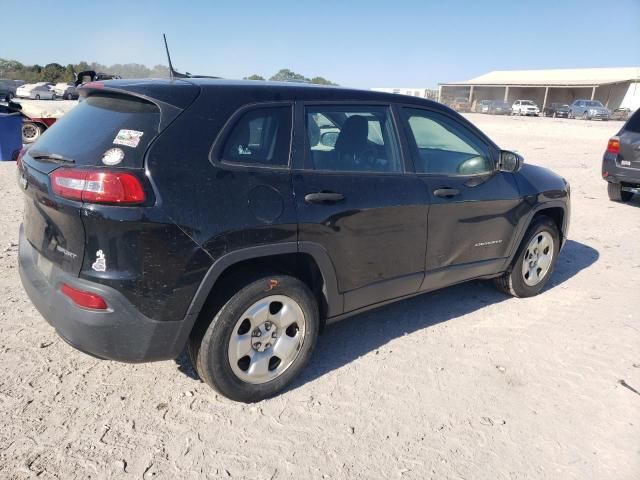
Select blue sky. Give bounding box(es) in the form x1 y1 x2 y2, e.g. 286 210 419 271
1 0 639 88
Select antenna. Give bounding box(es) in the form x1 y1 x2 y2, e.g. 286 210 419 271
163 34 188 79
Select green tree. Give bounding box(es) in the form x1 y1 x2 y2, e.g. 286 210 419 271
269 69 308 82
310 76 337 86
244 74 265 80
41 63 67 83
149 64 169 78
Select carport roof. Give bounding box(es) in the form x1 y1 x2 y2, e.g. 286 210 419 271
440 67 640 87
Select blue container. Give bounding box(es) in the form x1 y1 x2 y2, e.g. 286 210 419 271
0 112 23 161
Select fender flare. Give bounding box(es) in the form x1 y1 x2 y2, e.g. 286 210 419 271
184 241 343 321
506 200 569 263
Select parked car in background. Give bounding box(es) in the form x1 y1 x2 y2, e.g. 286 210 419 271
54 82 78 100
0 79 17 101
450 97 471 112
602 108 640 202
543 103 570 118
610 108 632 121
475 99 493 113
17 79 570 402
569 99 609 120
16 83 56 100
487 100 511 115
511 100 540 116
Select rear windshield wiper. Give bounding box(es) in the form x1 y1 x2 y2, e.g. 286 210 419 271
28 150 75 164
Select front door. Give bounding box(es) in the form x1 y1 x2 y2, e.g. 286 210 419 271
292 104 429 313
399 106 524 284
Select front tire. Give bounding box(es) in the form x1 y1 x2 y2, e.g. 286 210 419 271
190 275 319 402
607 182 633 202
494 216 560 298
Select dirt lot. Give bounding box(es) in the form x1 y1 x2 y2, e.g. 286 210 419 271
1 114 638 479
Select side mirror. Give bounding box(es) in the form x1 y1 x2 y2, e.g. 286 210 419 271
498 150 524 173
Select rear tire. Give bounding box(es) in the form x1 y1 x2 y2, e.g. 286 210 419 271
607 182 633 202
189 275 319 403
494 216 560 298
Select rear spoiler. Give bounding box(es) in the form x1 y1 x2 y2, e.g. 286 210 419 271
78 81 199 130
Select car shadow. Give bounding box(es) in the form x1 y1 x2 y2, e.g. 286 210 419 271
174 240 599 389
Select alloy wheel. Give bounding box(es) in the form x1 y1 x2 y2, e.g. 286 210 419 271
228 295 306 384
521 231 554 286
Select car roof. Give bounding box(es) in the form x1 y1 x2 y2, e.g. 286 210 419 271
89 77 445 110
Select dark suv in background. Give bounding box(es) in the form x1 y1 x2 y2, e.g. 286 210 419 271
543 103 570 118
603 108 640 202
18 79 570 402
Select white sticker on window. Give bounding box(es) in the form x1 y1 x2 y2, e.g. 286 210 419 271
92 250 106 272
113 129 144 148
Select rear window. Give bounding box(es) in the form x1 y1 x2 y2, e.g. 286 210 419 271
625 109 640 133
33 93 160 168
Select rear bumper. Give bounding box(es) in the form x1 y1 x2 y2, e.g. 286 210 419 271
18 226 195 363
602 153 640 185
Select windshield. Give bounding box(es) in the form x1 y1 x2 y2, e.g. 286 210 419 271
585 101 604 107
521 101 535 106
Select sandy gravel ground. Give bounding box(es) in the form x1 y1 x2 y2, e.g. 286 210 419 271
0 114 638 479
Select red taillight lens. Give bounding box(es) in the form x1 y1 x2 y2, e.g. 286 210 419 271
607 137 620 154
50 169 146 204
61 284 108 310
16 146 28 169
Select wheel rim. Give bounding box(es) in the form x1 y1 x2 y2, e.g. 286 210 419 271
521 231 554 286
22 124 39 140
228 295 306 385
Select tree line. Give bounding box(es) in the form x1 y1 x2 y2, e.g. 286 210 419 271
0 59 169 83
0 59 337 86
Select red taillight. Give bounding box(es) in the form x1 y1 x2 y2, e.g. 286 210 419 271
61 284 108 310
50 169 146 204
607 137 620 154
16 146 28 169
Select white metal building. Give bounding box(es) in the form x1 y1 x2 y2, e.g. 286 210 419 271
438 67 640 111
371 87 438 100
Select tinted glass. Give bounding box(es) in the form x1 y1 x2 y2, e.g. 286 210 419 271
625 109 640 133
403 108 492 176
222 106 292 166
31 93 160 167
305 105 401 173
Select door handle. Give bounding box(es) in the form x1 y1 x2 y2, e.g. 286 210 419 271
304 192 345 204
433 188 460 198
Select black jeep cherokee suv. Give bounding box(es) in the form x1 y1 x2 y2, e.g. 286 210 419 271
18 79 570 402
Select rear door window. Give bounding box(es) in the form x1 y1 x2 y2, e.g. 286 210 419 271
31 93 160 168
305 105 402 173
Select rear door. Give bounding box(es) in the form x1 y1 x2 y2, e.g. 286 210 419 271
399 106 523 280
292 103 429 313
619 110 640 172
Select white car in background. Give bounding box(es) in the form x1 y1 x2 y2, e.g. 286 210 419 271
54 82 78 100
511 99 540 116
16 83 56 100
